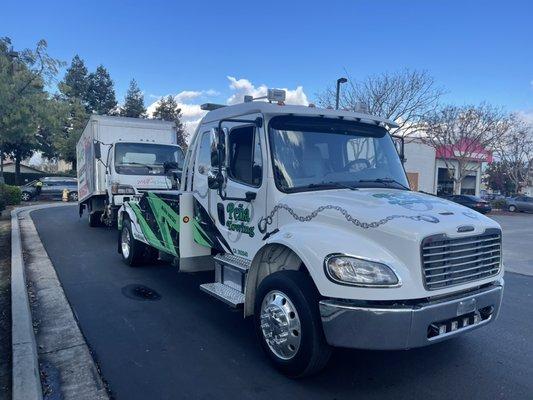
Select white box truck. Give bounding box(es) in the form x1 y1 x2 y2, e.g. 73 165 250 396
117 91 504 377
76 115 184 226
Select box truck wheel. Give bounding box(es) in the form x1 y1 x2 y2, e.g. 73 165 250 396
120 219 145 266
88 212 102 227
254 270 331 378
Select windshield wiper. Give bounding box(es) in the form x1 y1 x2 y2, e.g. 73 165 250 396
304 181 358 191
358 178 410 191
122 162 154 170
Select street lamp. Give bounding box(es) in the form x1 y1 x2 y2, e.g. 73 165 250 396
335 77 347 110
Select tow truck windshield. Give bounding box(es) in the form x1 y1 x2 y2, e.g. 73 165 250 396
114 143 184 175
269 116 409 193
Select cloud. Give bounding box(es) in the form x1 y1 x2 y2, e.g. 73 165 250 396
145 78 310 141
226 76 308 106
146 89 220 138
518 109 533 125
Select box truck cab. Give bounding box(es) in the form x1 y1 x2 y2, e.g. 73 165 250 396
77 115 184 226
118 91 504 377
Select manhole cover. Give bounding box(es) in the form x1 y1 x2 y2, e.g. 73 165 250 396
121 284 161 301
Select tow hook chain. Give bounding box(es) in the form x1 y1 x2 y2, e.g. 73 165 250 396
257 203 439 234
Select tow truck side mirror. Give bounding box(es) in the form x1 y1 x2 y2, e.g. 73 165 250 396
210 127 228 191
392 135 405 163
207 171 220 190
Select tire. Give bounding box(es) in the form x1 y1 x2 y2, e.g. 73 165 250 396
21 192 31 202
254 270 331 378
120 218 146 266
88 212 102 227
68 191 78 202
509 205 517 212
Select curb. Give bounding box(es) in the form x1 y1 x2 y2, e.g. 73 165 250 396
10 203 85 400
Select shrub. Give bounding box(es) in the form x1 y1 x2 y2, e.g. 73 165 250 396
0 183 22 206
0 196 5 214
491 198 507 210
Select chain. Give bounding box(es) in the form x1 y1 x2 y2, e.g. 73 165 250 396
258 203 439 234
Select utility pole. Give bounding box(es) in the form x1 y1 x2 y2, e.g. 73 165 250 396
335 77 347 110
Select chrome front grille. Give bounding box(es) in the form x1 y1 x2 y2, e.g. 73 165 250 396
421 229 502 290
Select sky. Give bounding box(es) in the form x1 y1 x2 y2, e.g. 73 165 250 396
2 0 533 135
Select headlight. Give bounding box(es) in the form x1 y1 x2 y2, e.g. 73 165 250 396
325 255 400 287
111 183 135 195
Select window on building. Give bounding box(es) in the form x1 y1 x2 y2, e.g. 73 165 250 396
437 168 455 196
461 175 476 195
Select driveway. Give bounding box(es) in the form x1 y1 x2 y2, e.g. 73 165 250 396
490 213 533 276
31 206 533 399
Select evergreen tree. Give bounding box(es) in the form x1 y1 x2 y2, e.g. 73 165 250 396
86 65 117 115
153 95 188 148
121 79 146 118
59 55 89 102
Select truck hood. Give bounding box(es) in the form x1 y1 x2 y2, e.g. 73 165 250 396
274 188 499 240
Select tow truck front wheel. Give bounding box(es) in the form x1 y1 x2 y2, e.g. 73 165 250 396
120 219 145 266
254 271 331 378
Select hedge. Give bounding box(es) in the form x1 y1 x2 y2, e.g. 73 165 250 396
0 183 22 206
491 198 507 210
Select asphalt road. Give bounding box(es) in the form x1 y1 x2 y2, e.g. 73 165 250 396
32 206 532 400
491 213 533 276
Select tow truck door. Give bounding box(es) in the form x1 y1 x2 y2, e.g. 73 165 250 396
210 116 267 259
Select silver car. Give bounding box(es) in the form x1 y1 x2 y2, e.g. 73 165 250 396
507 196 533 213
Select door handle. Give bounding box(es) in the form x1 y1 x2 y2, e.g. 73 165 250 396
217 203 225 225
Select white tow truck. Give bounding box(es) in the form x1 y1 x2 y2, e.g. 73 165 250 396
77 115 184 226
117 90 504 377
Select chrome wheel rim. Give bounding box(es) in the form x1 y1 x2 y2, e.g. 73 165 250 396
21 193 30 201
260 290 301 360
70 192 78 201
121 227 131 259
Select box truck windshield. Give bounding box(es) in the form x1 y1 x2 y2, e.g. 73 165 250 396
114 143 184 175
268 116 408 192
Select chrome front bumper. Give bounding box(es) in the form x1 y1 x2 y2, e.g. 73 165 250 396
319 283 503 350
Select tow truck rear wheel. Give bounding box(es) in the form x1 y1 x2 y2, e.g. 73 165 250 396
120 218 145 266
254 270 331 378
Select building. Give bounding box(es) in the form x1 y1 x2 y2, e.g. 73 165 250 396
403 139 491 196
0 162 46 185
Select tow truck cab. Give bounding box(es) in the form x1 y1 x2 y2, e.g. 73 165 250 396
118 90 504 377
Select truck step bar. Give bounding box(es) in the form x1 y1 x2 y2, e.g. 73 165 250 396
200 253 251 307
213 253 251 272
200 283 245 307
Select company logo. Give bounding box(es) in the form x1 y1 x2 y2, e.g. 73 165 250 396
226 202 255 237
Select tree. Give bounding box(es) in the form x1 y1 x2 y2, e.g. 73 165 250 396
484 161 517 195
152 95 188 148
494 116 533 193
86 65 117 115
59 55 89 103
0 37 63 184
317 69 444 138
422 103 512 194
120 79 146 118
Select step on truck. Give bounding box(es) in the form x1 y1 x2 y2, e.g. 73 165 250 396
76 115 184 227
118 90 504 377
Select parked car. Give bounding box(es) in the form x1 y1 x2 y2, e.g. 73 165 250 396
442 194 492 214
21 177 78 202
506 196 533 213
